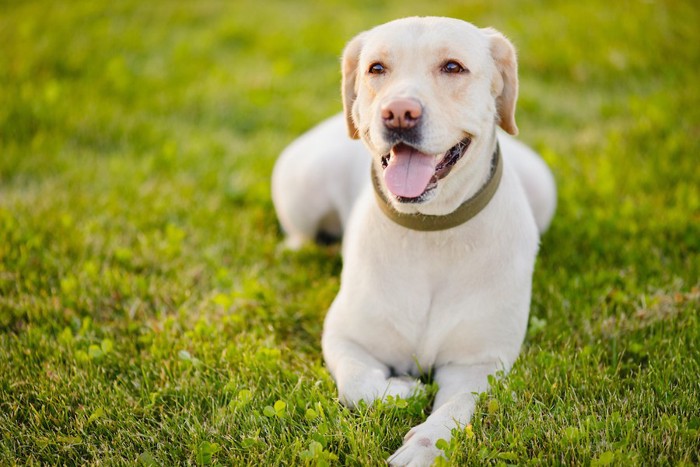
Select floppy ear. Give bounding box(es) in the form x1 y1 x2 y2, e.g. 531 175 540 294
483 28 519 135
341 33 365 139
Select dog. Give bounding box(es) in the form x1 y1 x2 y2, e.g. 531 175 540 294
272 17 556 466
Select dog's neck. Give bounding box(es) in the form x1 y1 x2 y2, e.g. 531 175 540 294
371 142 503 231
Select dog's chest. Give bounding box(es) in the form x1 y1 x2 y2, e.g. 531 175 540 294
392 269 507 372
363 230 511 371
339 188 536 373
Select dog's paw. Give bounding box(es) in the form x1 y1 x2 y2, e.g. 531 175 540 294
281 235 305 251
338 375 423 408
387 422 451 467
387 433 442 467
385 376 425 400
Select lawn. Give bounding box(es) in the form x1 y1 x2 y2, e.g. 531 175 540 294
1 0 698 465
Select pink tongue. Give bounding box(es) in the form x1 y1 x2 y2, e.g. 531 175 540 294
383 145 437 198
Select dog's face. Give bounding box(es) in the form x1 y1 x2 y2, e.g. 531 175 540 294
342 17 518 211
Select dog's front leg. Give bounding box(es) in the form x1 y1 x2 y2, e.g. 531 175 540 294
322 336 423 409
387 362 501 467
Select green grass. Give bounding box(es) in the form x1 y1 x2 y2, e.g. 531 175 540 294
1 0 698 465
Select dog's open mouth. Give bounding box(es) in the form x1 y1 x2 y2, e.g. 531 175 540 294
380 137 471 203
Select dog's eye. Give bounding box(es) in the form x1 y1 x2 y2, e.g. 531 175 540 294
368 62 386 74
441 61 467 74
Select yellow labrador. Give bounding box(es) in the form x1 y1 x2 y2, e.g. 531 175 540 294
272 17 556 466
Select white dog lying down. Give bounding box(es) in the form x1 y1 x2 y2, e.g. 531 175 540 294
272 17 556 466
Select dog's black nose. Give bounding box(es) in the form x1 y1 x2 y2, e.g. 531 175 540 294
381 98 422 130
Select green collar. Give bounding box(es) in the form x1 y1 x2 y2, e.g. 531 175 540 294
371 143 503 231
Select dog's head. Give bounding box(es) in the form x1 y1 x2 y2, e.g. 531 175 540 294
342 17 518 213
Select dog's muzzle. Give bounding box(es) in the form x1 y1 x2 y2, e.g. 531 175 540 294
380 137 472 203
372 142 503 231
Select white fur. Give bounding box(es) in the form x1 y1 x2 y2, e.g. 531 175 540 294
272 17 556 466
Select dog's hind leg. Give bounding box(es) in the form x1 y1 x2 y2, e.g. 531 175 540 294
276 206 339 250
499 132 557 233
272 170 337 250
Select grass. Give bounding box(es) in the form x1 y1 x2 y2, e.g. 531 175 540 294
1 0 698 464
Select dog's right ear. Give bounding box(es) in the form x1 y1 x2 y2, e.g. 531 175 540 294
482 27 519 136
341 33 365 139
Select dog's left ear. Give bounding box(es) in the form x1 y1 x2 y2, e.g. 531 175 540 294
341 32 365 139
483 28 519 136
